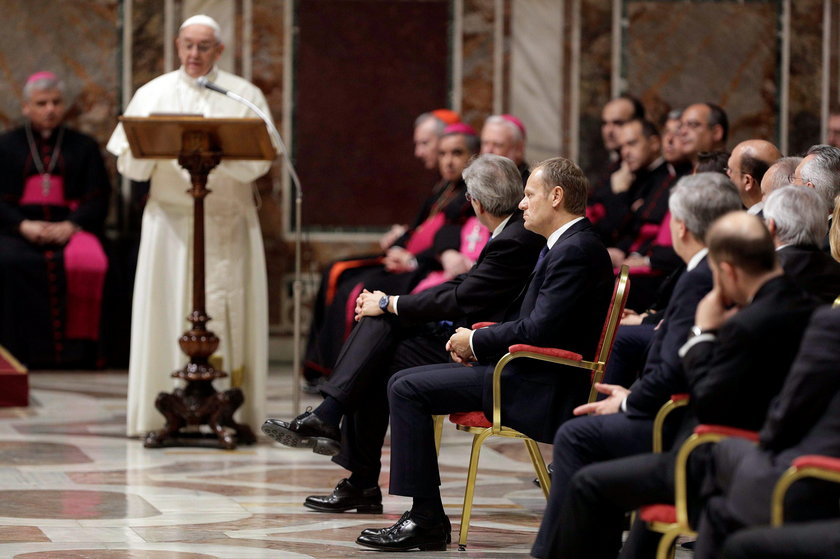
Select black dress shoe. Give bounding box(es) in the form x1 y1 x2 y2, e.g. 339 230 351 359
261 408 341 456
304 478 383 513
356 511 449 551
360 512 452 543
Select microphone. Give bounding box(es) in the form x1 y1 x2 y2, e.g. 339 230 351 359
196 75 229 95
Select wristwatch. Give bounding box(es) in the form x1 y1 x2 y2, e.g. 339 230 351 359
379 295 390 313
689 325 717 338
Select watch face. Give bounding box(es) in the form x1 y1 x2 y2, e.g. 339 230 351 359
379 296 388 311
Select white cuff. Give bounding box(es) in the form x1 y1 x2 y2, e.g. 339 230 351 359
678 333 717 358
391 295 399 315
468 330 478 362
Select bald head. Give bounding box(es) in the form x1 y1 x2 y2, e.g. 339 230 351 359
726 140 781 208
707 211 778 276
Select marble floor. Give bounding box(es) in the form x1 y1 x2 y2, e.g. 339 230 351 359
0 366 557 558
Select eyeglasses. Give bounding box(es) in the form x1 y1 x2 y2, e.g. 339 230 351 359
465 191 474 202
183 41 218 53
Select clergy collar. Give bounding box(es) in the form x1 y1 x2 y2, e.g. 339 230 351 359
179 66 220 87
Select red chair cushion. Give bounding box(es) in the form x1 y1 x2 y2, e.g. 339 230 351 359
472 321 497 329
639 504 676 524
670 393 690 402
507 344 583 361
694 425 760 442
792 455 840 472
449 411 491 428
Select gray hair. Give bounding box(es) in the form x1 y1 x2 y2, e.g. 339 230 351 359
763 156 803 195
415 112 447 136
669 172 742 240
763 185 827 247
23 75 65 101
461 154 523 217
801 144 840 213
483 115 524 145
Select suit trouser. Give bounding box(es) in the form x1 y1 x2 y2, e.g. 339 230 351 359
722 520 840 559
387 363 487 497
550 451 675 559
319 315 450 481
530 412 658 558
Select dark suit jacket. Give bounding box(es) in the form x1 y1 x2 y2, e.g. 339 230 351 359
683 275 819 432
760 305 840 452
395 209 544 327
778 244 840 304
625 256 713 418
472 217 614 442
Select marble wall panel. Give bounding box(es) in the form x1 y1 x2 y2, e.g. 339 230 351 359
788 0 825 154
462 0 496 129
0 0 119 145
624 1 779 149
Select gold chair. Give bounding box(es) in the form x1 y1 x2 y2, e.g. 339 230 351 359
447 265 630 550
771 454 840 526
639 421 760 559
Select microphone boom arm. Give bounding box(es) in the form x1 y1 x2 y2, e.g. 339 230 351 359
198 76 305 415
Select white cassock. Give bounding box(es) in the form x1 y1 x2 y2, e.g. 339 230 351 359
107 66 274 437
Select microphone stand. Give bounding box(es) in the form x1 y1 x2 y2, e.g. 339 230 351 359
198 77 304 416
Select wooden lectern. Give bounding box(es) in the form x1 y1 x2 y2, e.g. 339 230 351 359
120 115 274 449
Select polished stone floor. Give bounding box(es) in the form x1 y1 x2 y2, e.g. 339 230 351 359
0 367 557 558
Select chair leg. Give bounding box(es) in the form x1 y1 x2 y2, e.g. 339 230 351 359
433 415 445 456
524 439 551 497
654 528 680 559
458 428 492 551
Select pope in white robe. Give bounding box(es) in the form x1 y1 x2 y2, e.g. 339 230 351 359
107 15 275 438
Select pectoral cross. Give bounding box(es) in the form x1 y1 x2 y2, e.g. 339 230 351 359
465 223 483 253
41 174 51 196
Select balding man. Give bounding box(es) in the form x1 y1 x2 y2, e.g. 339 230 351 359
680 102 729 168
760 156 802 199
765 186 840 303
107 14 276 438
480 114 529 182
726 139 781 215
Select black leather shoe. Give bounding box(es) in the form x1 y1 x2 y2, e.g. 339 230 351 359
356 511 449 551
359 512 452 543
304 478 383 513
261 408 341 456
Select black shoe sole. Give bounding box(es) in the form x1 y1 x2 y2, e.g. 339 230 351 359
261 422 341 456
355 538 448 551
304 500 383 514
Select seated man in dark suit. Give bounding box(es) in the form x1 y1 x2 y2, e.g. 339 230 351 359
352 157 615 551
261 154 544 510
764 185 840 303
530 172 743 558
695 306 840 559
551 211 819 559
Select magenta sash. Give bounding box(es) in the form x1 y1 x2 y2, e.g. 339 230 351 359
63 232 108 340
404 212 446 255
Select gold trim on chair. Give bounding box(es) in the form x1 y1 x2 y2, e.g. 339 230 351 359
771 455 840 526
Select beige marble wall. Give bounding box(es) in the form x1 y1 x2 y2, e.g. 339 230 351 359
0 0 119 144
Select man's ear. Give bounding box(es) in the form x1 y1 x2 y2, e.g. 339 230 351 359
766 218 777 237
711 124 724 144
551 185 565 208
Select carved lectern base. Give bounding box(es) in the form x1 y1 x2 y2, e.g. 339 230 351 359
143 379 257 450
